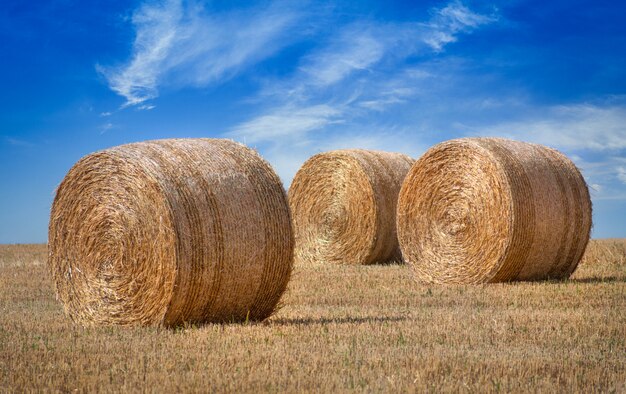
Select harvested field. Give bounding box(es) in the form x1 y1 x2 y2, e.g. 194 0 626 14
0 240 624 392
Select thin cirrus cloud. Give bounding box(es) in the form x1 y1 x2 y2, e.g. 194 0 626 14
472 103 626 152
267 1 496 98
225 1 497 183
97 0 304 107
231 104 345 145
422 0 497 51
299 30 386 88
569 155 626 200
228 1 496 182
617 167 626 185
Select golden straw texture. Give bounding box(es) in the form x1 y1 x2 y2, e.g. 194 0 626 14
48 138 294 327
289 149 414 265
397 138 592 284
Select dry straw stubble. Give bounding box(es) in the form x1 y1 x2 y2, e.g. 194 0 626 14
48 138 294 327
397 137 592 284
289 149 414 265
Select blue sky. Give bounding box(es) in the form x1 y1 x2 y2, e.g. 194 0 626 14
1 0 625 243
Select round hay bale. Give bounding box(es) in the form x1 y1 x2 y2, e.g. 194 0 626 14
48 138 294 326
288 149 414 265
397 137 592 284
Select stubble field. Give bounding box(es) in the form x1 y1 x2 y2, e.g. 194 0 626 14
0 239 624 392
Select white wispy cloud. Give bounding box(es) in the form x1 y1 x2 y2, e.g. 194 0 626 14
227 1 496 184
98 0 303 106
358 96 406 112
617 167 626 185
470 103 626 151
351 67 433 112
275 1 495 96
232 1 495 138
582 158 626 201
98 0 182 106
230 104 344 144
299 26 386 88
99 123 114 134
4 137 33 147
137 104 156 111
422 0 496 51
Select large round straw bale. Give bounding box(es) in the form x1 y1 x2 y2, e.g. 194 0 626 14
397 137 592 284
288 149 414 265
48 138 293 326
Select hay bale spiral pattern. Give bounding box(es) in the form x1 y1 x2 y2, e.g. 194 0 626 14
289 149 414 265
397 138 592 284
48 138 293 326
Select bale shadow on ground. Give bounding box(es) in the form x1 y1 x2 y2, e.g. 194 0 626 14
569 276 625 284
267 315 408 327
